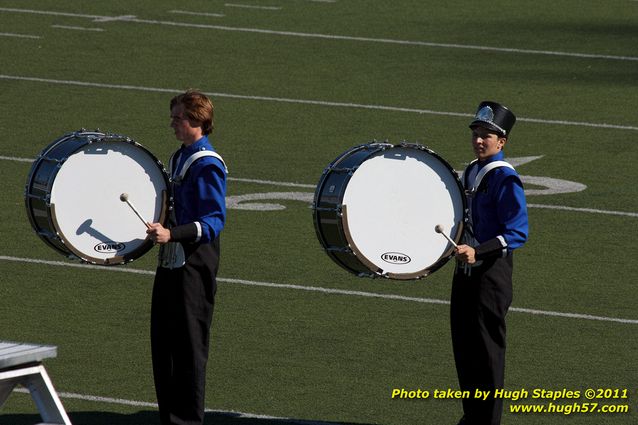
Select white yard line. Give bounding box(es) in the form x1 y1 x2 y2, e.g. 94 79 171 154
0 155 34 163
2 74 638 132
11 388 342 425
169 10 226 18
229 176 314 188
527 203 638 218
225 3 283 10
0 32 41 39
92 15 136 23
0 7 637 62
51 24 104 32
1 255 636 325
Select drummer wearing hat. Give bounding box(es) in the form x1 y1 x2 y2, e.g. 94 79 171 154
451 101 528 425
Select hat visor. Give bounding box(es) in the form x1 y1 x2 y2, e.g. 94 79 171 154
469 120 506 136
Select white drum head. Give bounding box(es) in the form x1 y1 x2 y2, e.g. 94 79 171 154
342 147 464 278
49 141 167 264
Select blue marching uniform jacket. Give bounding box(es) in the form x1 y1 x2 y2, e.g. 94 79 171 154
169 136 227 244
463 151 528 259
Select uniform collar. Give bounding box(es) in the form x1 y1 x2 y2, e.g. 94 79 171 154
180 136 211 155
477 150 505 170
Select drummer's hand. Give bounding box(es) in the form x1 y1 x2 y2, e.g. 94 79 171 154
146 223 171 244
455 244 476 264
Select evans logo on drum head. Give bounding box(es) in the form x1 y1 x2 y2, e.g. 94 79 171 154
94 242 126 253
381 252 411 265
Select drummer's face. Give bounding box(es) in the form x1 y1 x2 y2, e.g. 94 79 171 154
471 126 506 160
170 104 202 145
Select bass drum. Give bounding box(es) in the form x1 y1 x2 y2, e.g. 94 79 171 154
313 142 466 280
25 130 170 265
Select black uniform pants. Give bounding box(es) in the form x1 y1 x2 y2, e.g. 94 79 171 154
450 255 513 425
151 241 219 425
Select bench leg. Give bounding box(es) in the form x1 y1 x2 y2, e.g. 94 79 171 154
0 380 14 406
0 365 72 425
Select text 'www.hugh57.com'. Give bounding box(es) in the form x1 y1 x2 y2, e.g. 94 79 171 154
390 387 632 416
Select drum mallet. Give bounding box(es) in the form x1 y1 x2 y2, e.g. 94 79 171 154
434 224 458 248
120 193 151 229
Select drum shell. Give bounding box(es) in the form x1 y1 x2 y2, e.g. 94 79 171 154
314 170 372 276
25 135 93 256
313 144 390 277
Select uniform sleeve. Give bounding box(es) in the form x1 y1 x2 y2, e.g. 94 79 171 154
475 174 528 260
170 158 227 244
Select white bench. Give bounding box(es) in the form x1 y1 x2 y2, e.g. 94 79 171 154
0 341 71 425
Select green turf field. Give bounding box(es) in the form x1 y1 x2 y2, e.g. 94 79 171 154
1 1 637 424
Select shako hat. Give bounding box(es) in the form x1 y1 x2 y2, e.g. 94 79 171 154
469 101 516 137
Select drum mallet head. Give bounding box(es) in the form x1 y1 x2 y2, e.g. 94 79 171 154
435 224 458 248
120 193 151 229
